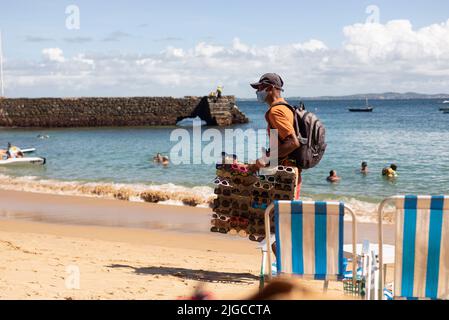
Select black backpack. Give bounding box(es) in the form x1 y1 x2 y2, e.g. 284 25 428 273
269 102 327 169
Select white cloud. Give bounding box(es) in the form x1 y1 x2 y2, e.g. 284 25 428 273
343 19 449 62
5 19 449 97
193 42 224 57
164 46 185 58
293 39 328 52
42 48 65 63
73 54 95 67
232 38 250 53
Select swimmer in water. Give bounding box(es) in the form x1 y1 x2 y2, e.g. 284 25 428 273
153 153 169 166
382 164 398 178
153 153 163 163
360 161 368 174
327 170 341 183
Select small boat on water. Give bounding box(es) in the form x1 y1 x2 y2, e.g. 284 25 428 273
443 100 449 104
439 107 449 112
349 98 374 112
0 147 36 155
22 148 36 153
0 157 46 166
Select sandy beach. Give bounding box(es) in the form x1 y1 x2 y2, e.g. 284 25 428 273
0 189 393 300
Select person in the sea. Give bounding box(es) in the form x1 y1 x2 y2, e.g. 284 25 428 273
153 153 169 166
161 155 169 166
327 170 341 183
360 161 368 174
382 164 398 178
153 153 163 163
249 73 302 200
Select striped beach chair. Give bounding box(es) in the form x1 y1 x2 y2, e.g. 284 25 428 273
263 200 358 289
378 195 449 300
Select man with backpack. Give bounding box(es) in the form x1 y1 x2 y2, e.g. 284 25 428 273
250 73 326 199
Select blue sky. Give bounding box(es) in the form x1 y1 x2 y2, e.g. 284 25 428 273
1 1 449 97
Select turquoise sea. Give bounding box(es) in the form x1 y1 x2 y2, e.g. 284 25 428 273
1 99 448 212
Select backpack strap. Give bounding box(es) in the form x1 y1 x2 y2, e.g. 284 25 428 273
266 102 303 141
269 102 295 112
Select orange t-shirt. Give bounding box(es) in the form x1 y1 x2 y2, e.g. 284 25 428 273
265 98 295 141
265 98 302 198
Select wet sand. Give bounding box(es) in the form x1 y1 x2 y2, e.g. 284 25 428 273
0 189 394 299
0 189 394 243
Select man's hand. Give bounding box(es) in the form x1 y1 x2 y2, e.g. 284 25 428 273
248 158 266 172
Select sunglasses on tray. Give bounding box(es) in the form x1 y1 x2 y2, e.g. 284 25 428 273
231 163 249 173
213 198 231 208
274 184 292 191
252 190 269 198
249 234 265 242
253 182 272 190
275 176 293 184
273 193 292 200
277 165 294 173
214 187 232 196
230 216 249 228
234 189 250 197
228 228 248 238
213 178 231 187
210 226 228 234
259 175 275 183
212 214 229 221
251 202 268 210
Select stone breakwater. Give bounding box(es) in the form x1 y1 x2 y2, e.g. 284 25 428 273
0 96 248 127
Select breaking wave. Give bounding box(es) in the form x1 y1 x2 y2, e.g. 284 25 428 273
0 174 394 223
0 174 216 208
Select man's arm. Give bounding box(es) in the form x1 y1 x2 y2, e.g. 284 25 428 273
249 105 301 170
277 134 300 158
254 134 300 169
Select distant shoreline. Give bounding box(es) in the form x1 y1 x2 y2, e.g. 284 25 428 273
2 93 449 101
238 93 449 101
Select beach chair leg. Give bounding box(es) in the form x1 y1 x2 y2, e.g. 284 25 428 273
362 254 373 300
259 250 267 291
373 256 380 300
369 250 378 300
259 275 264 291
323 280 329 292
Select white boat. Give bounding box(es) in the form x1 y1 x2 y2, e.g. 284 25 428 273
0 157 46 166
22 148 36 153
443 100 449 104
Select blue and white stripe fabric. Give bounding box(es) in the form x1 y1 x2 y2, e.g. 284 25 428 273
274 200 345 280
394 195 449 300
384 288 394 300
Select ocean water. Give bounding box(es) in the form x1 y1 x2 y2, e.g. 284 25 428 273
1 99 448 213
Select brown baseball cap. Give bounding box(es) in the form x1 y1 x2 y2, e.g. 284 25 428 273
250 73 284 91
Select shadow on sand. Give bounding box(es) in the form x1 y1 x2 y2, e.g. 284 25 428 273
106 264 258 284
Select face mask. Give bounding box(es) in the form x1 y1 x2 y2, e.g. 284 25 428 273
256 89 268 104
